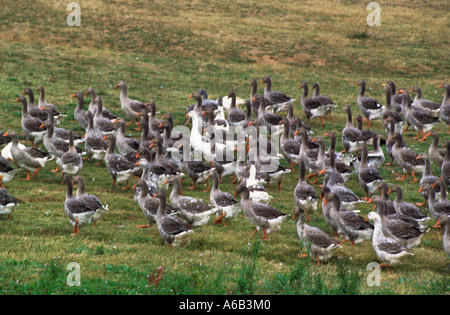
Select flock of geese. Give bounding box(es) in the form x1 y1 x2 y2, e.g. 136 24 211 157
0 77 449 274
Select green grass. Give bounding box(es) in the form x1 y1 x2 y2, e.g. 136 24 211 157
0 0 449 295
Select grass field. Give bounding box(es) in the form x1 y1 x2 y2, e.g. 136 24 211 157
0 0 449 295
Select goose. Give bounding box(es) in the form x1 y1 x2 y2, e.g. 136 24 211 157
187 91 209 126
166 175 218 227
432 214 450 256
387 185 430 226
319 150 346 187
410 86 441 116
84 111 108 164
324 192 373 246
356 114 377 145
433 179 449 207
0 156 20 188
390 132 424 183
182 159 212 191
438 83 450 133
16 95 46 148
415 153 438 207
366 211 414 274
279 117 300 172
253 94 283 137
197 89 219 110
114 117 140 155
400 90 439 141
0 187 19 221
132 179 175 228
187 110 213 161
368 195 427 230
60 130 83 180
227 91 246 127
342 106 364 153
35 85 66 124
299 82 326 126
209 144 237 182
3 130 52 180
154 190 194 249
22 87 48 122
370 195 427 250
84 87 117 120
384 116 404 166
441 141 450 186
293 207 341 265
209 169 241 227
146 100 166 133
249 78 273 115
104 134 136 189
73 176 108 227
381 83 403 131
41 118 76 173
311 82 336 120
365 133 385 169
426 131 446 167
386 80 404 113
261 76 294 112
420 183 450 222
373 182 397 216
322 168 364 210
93 96 118 136
134 149 168 194
63 176 96 235
358 145 383 200
294 160 318 220
40 105 84 146
355 79 383 126
235 183 288 240
115 80 150 127
72 91 89 130
245 163 273 204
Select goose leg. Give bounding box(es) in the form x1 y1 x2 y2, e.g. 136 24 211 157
51 165 60 173
33 167 42 179
22 171 31 181
415 200 427 207
418 130 427 141
213 212 226 225
0 174 4 188
187 180 197 190
135 224 152 228
263 229 268 241
320 116 325 127
121 180 130 190
410 172 418 183
396 173 407 181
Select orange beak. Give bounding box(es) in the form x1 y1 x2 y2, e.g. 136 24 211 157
164 179 169 184
71 93 75 98
367 198 373 204
418 188 423 193
135 161 140 166
39 123 44 129
102 136 107 140
312 138 316 143
114 84 118 88
188 94 193 99
3 132 9 137
319 169 325 175
252 96 257 102
387 188 391 194
14 98 19 102
323 198 328 205
438 84 443 88
416 156 421 160
132 183 137 190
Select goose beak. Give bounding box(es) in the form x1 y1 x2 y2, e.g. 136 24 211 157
252 96 257 102
14 98 19 102
416 156 421 160
323 198 328 205
188 94 193 99
152 194 157 199
132 183 136 190
3 132 9 137
319 169 325 175
387 188 391 195
432 220 442 229
114 84 118 88
84 91 88 96
367 198 373 204
71 93 75 98
418 188 423 193
102 136 107 140
164 179 169 184
158 123 163 128
355 83 359 86
135 161 140 166
410 89 413 93
39 123 44 129
312 138 316 143
382 83 386 87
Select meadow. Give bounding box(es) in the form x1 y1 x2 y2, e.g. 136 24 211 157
0 0 449 295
